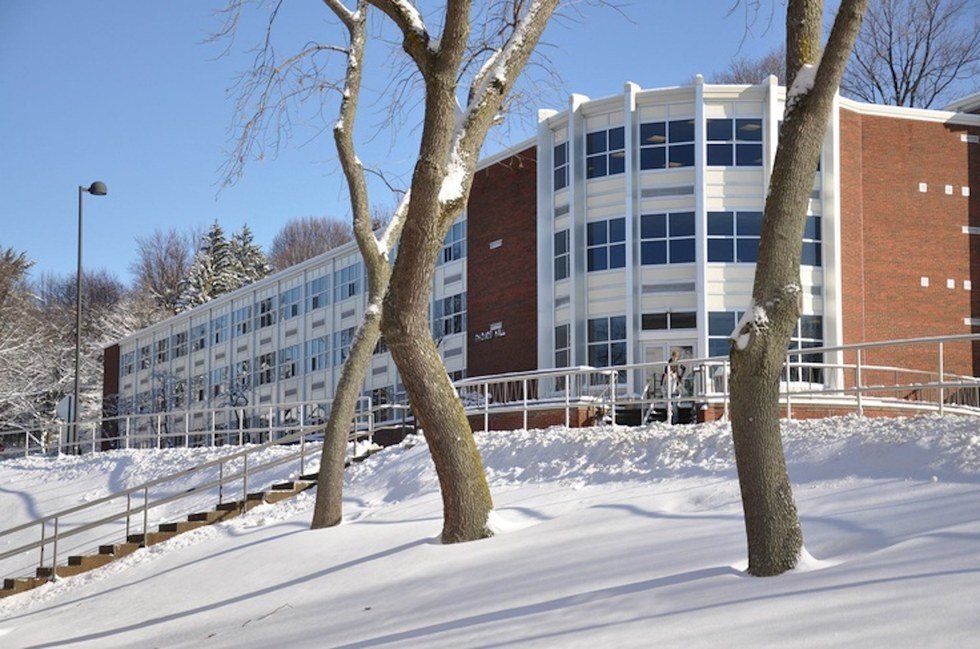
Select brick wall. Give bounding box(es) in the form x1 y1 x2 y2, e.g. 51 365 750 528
839 108 980 376
466 145 539 377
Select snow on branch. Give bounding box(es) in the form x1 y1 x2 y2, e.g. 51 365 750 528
376 189 411 257
366 0 433 68
785 61 819 114
730 284 802 350
436 0 557 207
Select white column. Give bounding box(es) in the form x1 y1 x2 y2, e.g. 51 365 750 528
693 76 709 359
569 93 590 365
536 108 559 370
623 82 640 390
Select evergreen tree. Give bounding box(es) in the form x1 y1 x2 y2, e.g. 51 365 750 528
230 224 271 286
176 221 234 312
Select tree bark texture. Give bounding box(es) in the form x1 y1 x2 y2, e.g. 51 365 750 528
311 2 406 529
729 0 868 576
376 0 558 543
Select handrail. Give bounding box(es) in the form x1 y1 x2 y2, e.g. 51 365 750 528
0 401 408 581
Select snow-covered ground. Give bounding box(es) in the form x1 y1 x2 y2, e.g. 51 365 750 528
1 414 979 647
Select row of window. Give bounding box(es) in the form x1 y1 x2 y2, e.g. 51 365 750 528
120 253 467 377
123 291 467 383
553 311 821 369
560 118 764 184
561 212 821 274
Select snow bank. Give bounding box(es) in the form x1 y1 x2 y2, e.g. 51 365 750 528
1 415 979 647
347 415 980 503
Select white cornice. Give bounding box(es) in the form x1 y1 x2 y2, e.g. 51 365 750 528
945 90 980 113
839 96 980 127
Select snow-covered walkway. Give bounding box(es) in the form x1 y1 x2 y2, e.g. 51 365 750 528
0 414 978 647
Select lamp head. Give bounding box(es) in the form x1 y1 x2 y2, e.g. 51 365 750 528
86 181 107 196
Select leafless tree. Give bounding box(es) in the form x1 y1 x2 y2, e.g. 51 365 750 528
217 0 566 542
707 47 785 83
131 227 196 314
728 0 868 576
841 0 980 108
268 216 353 270
0 248 32 310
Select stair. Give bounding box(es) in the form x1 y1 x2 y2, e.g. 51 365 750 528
0 471 325 600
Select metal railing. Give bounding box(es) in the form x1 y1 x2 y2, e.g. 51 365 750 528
0 397 400 460
0 401 405 582
454 333 980 430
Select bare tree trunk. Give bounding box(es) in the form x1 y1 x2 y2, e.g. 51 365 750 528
375 0 559 543
311 299 383 528
383 221 495 543
729 0 868 576
310 1 407 529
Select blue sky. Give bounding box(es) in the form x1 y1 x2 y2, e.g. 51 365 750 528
2 0 962 284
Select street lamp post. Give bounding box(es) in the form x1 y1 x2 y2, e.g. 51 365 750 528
71 181 107 452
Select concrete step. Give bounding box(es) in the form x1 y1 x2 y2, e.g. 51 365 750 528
1 577 45 598
158 520 207 533
271 480 313 491
127 530 178 547
68 553 115 570
215 499 263 513
188 508 238 524
99 542 141 558
299 472 320 482
36 564 87 579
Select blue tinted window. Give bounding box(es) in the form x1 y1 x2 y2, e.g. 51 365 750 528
668 143 694 168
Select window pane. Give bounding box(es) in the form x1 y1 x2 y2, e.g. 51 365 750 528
640 146 666 170
642 313 668 330
707 211 733 235
706 119 733 141
555 350 569 367
609 217 626 242
554 142 567 166
640 122 666 144
554 167 567 190
587 247 607 271
555 324 569 349
670 212 695 237
671 311 697 329
586 131 607 154
736 143 764 166
709 339 731 357
804 215 821 240
608 126 625 151
709 312 736 336
586 154 607 178
610 342 627 366
707 143 733 166
554 256 569 280
608 243 626 269
670 238 696 263
800 315 822 339
640 240 667 265
707 239 734 262
554 230 569 254
736 211 763 236
736 237 760 262
736 118 763 141
668 144 695 167
610 316 626 340
668 119 695 143
587 221 607 245
640 213 666 239
588 344 608 367
588 318 608 342
802 241 822 266
608 150 626 175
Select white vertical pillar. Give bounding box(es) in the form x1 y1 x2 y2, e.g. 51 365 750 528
824 92 846 390
693 76 710 359
536 108 559 371
624 82 640 389
569 93 590 366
